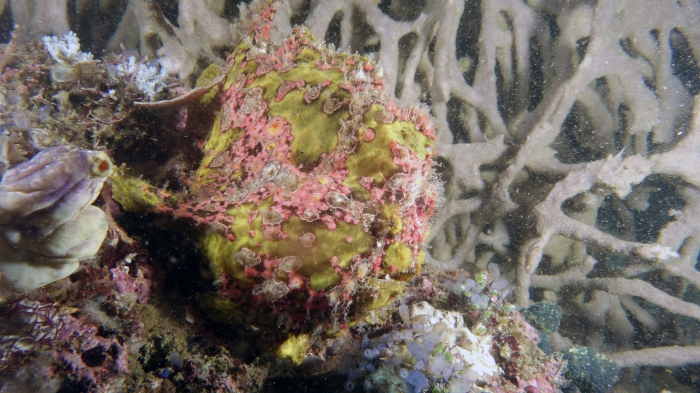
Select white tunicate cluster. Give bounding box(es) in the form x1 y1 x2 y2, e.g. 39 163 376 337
340 302 498 392
11 110 30 130
443 264 511 310
470 294 490 310
430 353 455 381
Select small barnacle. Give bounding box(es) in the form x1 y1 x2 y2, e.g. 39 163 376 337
337 139 358 155
221 103 235 129
304 83 324 103
362 213 375 227
375 107 394 124
346 200 363 217
299 233 316 247
327 287 343 306
354 262 370 279
386 173 408 191
244 36 266 60
208 221 229 236
336 120 359 154
240 87 264 115
227 187 249 202
274 170 300 190
233 247 261 267
343 278 357 295
277 52 297 73
279 256 302 272
275 80 298 102
359 177 374 189
233 73 248 89
253 279 289 301
255 56 275 76
337 119 357 139
300 210 319 222
374 65 385 79
260 161 281 182
325 191 350 210
202 203 221 212
262 208 284 225
323 94 343 115
349 94 372 116
351 63 372 83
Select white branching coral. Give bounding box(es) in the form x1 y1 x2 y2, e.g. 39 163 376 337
42 31 93 65
291 0 700 381
40 30 167 100
106 0 237 82
117 56 168 101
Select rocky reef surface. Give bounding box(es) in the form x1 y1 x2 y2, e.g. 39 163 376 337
1 0 699 392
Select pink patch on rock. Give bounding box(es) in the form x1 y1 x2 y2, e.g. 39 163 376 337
110 267 150 304
362 127 375 142
359 177 374 189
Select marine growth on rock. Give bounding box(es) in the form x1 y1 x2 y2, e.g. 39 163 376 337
0 146 113 293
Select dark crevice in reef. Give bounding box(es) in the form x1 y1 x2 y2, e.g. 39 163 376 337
119 211 213 302
0 3 12 44
263 373 353 393
70 0 129 56
325 11 343 50
670 28 700 95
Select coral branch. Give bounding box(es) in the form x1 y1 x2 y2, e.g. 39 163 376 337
612 346 700 368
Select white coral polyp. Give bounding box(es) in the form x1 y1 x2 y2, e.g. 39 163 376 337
117 56 169 101
42 31 93 65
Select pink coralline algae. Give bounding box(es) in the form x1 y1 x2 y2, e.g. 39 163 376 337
488 312 564 393
0 298 129 390
149 1 440 329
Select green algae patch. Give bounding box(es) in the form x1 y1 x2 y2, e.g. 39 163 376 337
274 217 372 271
196 64 223 105
359 278 405 310
309 267 342 291
109 171 163 212
256 59 349 168
197 293 245 324
343 104 434 199
270 88 345 169
278 334 311 365
203 200 271 280
383 242 412 272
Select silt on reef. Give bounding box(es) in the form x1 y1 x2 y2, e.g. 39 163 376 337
114 1 441 332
